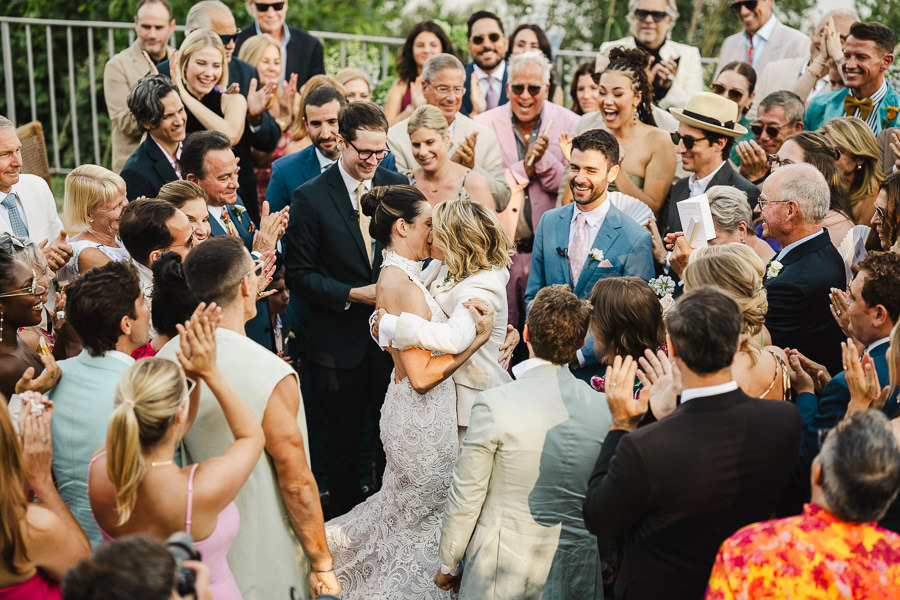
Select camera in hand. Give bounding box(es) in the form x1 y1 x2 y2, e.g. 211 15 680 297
166 532 202 597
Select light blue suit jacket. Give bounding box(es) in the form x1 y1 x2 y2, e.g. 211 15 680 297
804 84 899 133
50 350 132 548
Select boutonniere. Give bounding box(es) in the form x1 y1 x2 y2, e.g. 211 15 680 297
887 106 898 121
766 260 783 280
285 330 296 340
232 205 246 218
434 271 456 293
588 248 604 264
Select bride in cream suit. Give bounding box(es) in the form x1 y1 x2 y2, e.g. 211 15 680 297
377 200 514 442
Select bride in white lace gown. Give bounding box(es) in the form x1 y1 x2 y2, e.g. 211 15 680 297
325 185 491 600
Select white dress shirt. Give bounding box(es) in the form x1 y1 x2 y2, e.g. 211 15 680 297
474 62 506 102
316 147 336 172
688 161 727 198
680 380 739 403
511 357 554 378
744 15 779 69
775 229 826 262
0 190 30 232
568 200 611 263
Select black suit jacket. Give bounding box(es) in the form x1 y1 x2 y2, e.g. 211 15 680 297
461 62 508 117
283 164 408 368
119 135 178 200
583 389 801 600
235 25 325 89
764 230 846 375
662 162 760 235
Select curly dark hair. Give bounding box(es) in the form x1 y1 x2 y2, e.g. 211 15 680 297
396 21 455 83
857 251 900 323
602 46 656 127
66 261 142 356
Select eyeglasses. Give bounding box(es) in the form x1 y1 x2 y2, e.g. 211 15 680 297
634 9 668 22
730 0 758 12
254 2 284 11
671 132 710 150
509 84 543 97
428 84 465 96
757 198 791 208
767 154 795 170
470 32 501 45
874 206 886 221
710 82 746 103
750 122 789 139
244 258 266 280
347 139 391 161
0 269 48 298
218 29 242 45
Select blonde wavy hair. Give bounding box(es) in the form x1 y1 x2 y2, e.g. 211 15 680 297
407 105 448 138
819 116 884 205
682 244 768 362
64 164 127 233
0 404 29 573
106 358 187 525
178 29 229 93
433 200 512 280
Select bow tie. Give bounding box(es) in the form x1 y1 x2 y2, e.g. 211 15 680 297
844 95 874 120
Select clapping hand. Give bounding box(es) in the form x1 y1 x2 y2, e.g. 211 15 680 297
524 134 549 179
889 129 900 171
604 355 647 432
255 250 277 298
649 58 678 93
450 132 478 169
786 348 831 394
637 348 681 420
40 231 73 271
843 339 889 417
829 287 853 338
736 139 770 181
558 132 572 162
16 353 61 394
174 302 222 381
469 72 486 115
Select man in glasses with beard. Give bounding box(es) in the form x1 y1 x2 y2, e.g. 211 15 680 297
461 11 509 116
663 92 760 235
716 0 808 81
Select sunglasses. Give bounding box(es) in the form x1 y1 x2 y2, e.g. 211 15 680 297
750 122 787 139
471 32 501 45
634 9 668 22
710 82 745 103
185 377 197 397
730 0 758 12
254 2 284 11
671 132 710 150
509 84 543 97
874 206 886 221
218 29 242 45
0 269 48 298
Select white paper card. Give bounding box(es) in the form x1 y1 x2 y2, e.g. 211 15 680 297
677 193 716 248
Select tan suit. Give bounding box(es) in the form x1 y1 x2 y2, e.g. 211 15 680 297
716 19 809 81
387 112 510 211
104 41 157 173
438 361 610 599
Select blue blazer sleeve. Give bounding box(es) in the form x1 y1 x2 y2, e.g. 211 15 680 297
623 230 654 281
524 217 549 314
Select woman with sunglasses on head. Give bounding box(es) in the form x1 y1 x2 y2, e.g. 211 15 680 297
385 21 455 126
710 61 757 168
506 24 566 106
820 117 884 225
88 309 264 600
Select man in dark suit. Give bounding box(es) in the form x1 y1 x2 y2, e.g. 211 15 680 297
756 163 846 376
120 74 184 200
583 286 802 600
234 0 325 90
664 92 760 234
284 102 407 516
461 11 508 116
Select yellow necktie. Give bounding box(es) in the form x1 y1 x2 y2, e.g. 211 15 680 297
844 95 874 121
356 183 373 266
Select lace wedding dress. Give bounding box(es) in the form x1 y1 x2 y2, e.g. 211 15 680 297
325 251 458 600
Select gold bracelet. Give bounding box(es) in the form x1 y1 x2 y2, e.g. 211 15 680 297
310 567 334 573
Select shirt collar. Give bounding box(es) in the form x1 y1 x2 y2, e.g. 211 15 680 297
208 204 226 219
690 160 727 190
150 136 182 173
315 147 336 171
572 199 611 227
474 61 506 81
752 14 778 42
680 380 739 403
866 337 891 354
512 357 554 378
104 350 136 366
337 159 370 202
851 80 888 102
775 229 826 261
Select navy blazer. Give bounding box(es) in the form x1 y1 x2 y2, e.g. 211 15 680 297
763 230 846 376
119 135 178 200
283 164 408 368
235 25 325 89
461 62 508 117
662 162 760 235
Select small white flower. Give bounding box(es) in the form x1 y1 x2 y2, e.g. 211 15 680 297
231 205 247 218
649 275 676 299
286 331 296 340
588 248 604 263
434 271 456 292
766 260 783 280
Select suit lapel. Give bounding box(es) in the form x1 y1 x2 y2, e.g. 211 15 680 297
554 205 573 288
147 138 177 182
777 231 830 266
574 206 622 296
491 106 518 170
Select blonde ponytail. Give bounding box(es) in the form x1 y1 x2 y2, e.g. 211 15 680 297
106 399 145 525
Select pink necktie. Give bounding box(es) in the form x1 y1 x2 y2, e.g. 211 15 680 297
569 212 589 285
485 75 498 110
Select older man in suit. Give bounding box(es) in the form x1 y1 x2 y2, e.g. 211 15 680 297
435 285 610 599
284 101 407 516
804 22 898 134
0 117 71 270
103 0 175 172
120 74 184 200
476 51 579 333
716 0 809 79
756 163 846 376
583 286 802 600
387 53 510 211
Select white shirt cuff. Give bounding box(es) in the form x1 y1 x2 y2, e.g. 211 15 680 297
576 349 586 368
379 313 399 348
440 563 461 576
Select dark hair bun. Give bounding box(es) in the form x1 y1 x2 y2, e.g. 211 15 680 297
360 187 385 219
607 46 650 71
151 251 185 287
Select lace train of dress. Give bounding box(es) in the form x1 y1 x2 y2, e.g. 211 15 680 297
325 251 458 600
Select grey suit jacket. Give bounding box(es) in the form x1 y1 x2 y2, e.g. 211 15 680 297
877 127 899 175
716 20 809 82
387 112 510 211
438 363 610 599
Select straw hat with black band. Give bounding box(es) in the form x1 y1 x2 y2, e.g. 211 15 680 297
670 92 748 137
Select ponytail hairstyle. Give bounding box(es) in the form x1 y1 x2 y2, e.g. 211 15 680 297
604 46 657 127
0 405 29 573
360 184 428 247
106 358 187 525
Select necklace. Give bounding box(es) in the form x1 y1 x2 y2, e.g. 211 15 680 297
150 459 174 467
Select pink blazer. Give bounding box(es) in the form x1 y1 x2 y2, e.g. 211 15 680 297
475 101 579 231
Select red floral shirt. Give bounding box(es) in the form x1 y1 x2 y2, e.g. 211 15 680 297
706 503 900 599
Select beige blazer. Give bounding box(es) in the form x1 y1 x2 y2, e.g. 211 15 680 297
104 41 155 173
387 112 510 210
6 174 65 244
716 19 809 82
438 363 611 599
